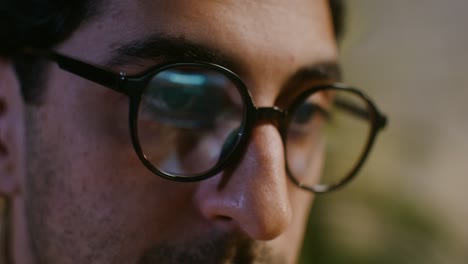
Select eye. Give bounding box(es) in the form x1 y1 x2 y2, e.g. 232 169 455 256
142 82 227 129
158 85 199 111
289 101 329 136
154 70 219 112
293 103 329 124
139 66 241 130
154 83 222 115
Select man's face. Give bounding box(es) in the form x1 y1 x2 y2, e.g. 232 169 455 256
21 0 337 263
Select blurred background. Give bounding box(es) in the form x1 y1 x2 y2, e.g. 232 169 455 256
301 0 468 263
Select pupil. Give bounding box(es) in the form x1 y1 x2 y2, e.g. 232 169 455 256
294 103 316 124
160 87 193 110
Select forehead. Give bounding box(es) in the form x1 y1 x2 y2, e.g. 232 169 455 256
64 0 336 62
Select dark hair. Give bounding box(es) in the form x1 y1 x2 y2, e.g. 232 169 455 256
0 0 345 104
0 0 101 103
0 1 102 52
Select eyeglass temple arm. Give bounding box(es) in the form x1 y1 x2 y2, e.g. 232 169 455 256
24 48 127 94
335 98 387 129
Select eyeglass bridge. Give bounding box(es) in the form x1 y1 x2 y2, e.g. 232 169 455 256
255 106 287 125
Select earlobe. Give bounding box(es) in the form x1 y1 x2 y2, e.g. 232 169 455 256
0 59 23 196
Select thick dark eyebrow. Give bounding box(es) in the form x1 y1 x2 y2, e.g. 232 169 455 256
287 62 342 84
107 33 341 82
107 33 236 69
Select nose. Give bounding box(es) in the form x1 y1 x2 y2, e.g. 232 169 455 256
195 123 292 240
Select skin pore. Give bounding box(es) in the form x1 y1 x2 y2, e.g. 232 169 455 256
3 0 338 263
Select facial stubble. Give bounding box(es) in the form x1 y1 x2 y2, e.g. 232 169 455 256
22 109 286 264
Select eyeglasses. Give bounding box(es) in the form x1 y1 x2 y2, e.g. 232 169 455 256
28 49 387 193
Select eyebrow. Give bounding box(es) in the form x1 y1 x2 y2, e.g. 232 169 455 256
108 33 234 68
108 33 342 82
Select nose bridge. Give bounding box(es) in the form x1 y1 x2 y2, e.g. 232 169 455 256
196 121 292 240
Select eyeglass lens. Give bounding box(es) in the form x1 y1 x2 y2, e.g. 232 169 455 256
285 89 372 190
137 65 245 177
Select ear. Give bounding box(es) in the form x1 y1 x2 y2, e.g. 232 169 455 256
0 58 23 196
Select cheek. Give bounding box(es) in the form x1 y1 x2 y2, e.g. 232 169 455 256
53 82 191 225
30 73 202 259
267 182 315 263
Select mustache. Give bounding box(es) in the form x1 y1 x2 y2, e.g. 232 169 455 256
138 232 283 264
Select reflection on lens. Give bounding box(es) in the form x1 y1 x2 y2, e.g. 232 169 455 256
137 65 244 177
286 88 372 190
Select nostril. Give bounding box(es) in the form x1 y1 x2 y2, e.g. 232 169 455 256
0 100 6 115
216 215 232 222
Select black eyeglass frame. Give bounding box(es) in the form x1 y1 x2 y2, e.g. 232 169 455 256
28 49 387 193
